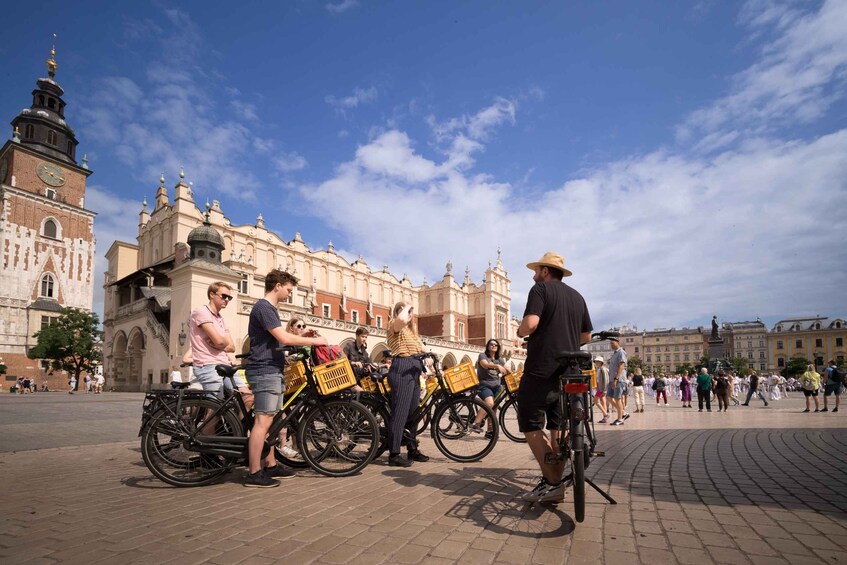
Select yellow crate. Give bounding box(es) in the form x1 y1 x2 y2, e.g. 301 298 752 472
442 362 478 394
425 376 439 395
582 367 597 389
313 357 358 396
359 376 377 392
284 361 306 390
505 370 523 394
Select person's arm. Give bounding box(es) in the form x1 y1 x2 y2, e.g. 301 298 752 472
517 314 539 338
391 306 412 332
268 326 327 347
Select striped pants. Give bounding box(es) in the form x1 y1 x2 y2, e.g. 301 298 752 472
387 356 423 454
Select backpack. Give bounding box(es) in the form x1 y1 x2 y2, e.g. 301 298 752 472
655 379 665 392
312 344 343 366
832 366 846 384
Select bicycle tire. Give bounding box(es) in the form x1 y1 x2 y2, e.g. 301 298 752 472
498 397 526 443
360 396 391 458
431 396 498 462
273 418 309 469
571 396 586 522
141 397 243 487
297 399 379 477
415 401 432 435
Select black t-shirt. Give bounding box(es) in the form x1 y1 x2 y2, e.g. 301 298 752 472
245 299 285 376
632 374 644 386
523 280 592 379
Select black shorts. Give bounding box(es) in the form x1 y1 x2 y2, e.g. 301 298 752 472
803 389 818 397
517 375 562 433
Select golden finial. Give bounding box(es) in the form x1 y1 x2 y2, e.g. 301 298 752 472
46 34 58 78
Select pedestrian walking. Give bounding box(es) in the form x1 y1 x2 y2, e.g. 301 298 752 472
821 360 843 413
654 374 668 406
714 371 731 412
631 368 645 413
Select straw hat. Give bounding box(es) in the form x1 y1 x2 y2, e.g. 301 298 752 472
594 356 605 364
526 252 573 277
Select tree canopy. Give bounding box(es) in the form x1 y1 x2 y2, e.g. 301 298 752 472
28 308 102 389
782 356 810 378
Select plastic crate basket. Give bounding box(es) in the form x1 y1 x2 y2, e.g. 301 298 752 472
581 367 597 389
505 370 523 394
359 376 377 392
313 357 357 396
443 362 478 394
284 361 307 391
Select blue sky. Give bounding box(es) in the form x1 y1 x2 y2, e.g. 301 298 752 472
2 0 845 331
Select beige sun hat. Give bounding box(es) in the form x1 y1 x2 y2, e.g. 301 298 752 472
526 252 573 277
594 356 605 364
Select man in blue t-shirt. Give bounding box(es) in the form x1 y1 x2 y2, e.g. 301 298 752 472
243 269 327 488
822 360 842 413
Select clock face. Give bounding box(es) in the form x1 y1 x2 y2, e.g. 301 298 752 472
37 162 66 187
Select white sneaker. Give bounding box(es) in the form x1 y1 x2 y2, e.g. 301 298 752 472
280 446 302 460
522 477 565 503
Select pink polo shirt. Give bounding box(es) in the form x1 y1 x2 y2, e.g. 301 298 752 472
189 305 229 366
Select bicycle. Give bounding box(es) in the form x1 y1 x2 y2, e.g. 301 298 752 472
139 348 379 486
544 330 619 522
357 352 499 462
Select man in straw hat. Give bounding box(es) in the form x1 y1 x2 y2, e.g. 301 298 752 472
516 252 593 503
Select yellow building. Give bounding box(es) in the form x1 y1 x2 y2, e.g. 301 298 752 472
642 327 704 373
768 317 846 373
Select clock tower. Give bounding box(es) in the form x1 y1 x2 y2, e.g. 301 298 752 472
0 42 96 386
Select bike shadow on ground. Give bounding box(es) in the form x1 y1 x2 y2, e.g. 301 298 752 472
384 467 576 538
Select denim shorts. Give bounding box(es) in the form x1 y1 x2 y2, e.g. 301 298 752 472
824 382 843 396
477 384 502 400
607 380 626 399
245 372 284 414
193 364 231 399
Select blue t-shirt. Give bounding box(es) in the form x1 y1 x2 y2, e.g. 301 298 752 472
245 299 285 376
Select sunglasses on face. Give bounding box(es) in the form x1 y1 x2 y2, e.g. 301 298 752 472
217 294 233 301
293 324 305 329
488 343 497 348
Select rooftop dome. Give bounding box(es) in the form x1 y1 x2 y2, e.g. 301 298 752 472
187 212 224 263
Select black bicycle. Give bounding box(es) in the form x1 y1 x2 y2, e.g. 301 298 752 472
139 348 379 486
548 331 618 522
358 352 499 462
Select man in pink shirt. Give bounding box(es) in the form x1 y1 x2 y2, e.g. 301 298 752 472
189 281 236 397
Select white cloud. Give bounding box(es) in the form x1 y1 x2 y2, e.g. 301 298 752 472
231 100 259 121
678 0 847 147
325 86 378 114
275 152 308 172
326 0 359 15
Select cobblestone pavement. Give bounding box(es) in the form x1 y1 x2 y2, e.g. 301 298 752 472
1 394 845 564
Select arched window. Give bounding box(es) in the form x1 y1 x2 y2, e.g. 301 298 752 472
40 274 55 298
25 124 34 139
47 98 56 109
42 219 57 238
47 130 58 145
38 95 45 106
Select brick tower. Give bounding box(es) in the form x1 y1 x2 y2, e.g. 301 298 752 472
0 40 96 387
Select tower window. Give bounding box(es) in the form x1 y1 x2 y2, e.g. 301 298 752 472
47 130 58 146
42 219 58 238
48 98 56 110
38 95 45 106
67 141 73 156
40 274 55 298
25 124 34 139
239 274 248 294
45 189 56 200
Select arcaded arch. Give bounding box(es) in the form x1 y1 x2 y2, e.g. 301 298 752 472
441 352 457 369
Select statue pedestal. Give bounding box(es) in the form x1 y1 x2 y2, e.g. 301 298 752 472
708 338 729 373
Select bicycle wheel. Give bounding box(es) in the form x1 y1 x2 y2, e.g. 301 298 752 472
415 401 433 435
297 399 379 477
141 397 243 487
570 397 586 522
498 397 526 443
273 416 309 469
431 396 498 462
360 396 391 458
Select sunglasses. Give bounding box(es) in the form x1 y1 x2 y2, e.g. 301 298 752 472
217 294 233 301
488 343 498 348
293 324 305 329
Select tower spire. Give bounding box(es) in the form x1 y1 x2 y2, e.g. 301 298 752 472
46 34 58 79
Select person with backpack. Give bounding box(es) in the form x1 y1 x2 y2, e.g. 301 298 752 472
653 373 668 406
713 371 731 412
742 371 769 407
822 360 843 413
800 364 821 413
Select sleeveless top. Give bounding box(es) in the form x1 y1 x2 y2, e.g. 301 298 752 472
387 325 424 357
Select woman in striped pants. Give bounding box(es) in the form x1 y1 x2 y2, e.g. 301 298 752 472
386 302 430 467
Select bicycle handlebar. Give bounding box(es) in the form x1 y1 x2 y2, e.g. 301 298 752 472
591 330 620 341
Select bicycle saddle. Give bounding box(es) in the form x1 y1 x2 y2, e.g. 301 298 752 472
215 364 238 378
555 351 592 363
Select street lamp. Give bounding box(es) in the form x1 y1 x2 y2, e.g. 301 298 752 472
178 323 187 347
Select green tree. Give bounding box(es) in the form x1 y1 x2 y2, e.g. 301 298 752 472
782 356 810 379
28 308 102 390
675 363 695 375
727 356 750 375
627 356 644 375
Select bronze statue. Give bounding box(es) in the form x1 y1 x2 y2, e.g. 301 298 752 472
711 316 720 341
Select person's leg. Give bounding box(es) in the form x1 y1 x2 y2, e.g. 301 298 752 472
473 386 495 425
744 387 754 405
388 372 415 456
804 391 811 411
248 413 274 473
697 390 704 410
813 392 820 410
524 430 564 484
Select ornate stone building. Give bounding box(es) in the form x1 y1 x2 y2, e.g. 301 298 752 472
102 177 523 391
0 45 96 388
